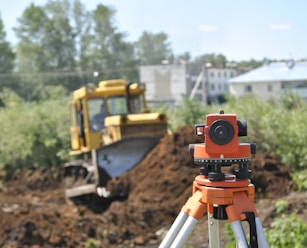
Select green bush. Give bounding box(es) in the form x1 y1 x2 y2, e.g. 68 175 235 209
267 213 307 247
0 89 70 169
225 213 307 247
220 93 307 170
291 170 307 191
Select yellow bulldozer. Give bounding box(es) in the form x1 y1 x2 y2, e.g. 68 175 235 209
64 79 167 202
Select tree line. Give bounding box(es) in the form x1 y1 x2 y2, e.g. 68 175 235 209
0 0 264 102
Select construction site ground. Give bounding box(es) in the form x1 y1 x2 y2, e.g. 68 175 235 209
1 126 307 247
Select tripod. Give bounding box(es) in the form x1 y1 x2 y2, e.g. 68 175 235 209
159 172 269 248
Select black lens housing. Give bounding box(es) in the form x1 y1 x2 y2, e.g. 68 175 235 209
208 119 234 145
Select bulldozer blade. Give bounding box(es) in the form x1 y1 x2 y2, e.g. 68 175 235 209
96 137 160 178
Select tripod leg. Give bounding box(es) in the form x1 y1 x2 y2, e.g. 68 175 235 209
255 217 269 248
231 221 249 248
159 190 206 248
159 211 188 248
170 215 199 247
208 212 220 248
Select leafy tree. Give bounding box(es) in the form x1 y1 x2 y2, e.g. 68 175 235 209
72 0 94 71
44 0 76 71
135 31 173 65
0 15 16 105
89 4 138 80
192 53 227 68
14 4 49 73
0 15 15 73
175 51 191 64
234 58 262 69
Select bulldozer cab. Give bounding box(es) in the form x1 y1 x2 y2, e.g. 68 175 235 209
69 80 149 156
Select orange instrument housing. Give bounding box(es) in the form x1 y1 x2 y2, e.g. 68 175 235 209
192 111 254 163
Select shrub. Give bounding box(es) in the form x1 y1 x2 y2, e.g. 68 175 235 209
267 213 307 247
0 94 70 169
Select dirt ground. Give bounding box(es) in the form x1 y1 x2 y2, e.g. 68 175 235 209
1 126 306 248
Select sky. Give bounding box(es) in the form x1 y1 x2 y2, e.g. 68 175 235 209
0 0 307 61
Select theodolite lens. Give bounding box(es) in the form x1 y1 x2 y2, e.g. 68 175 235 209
209 120 234 145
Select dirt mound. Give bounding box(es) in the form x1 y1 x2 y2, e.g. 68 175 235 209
0 126 295 247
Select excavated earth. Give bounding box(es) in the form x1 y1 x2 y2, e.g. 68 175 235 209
0 126 307 248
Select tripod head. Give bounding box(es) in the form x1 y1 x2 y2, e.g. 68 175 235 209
189 110 256 181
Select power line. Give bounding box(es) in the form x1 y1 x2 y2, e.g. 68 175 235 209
0 66 139 80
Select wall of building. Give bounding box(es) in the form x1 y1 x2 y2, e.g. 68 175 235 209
140 64 187 106
230 81 281 101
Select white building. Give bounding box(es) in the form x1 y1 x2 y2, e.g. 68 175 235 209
229 61 307 101
140 64 187 107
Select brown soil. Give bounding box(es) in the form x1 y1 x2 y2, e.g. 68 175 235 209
0 126 306 248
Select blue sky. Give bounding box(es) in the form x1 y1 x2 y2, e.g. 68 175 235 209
1 0 306 61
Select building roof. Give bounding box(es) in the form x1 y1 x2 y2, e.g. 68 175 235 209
229 61 307 84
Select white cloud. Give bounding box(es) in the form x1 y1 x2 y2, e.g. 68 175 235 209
198 25 219 32
269 24 292 30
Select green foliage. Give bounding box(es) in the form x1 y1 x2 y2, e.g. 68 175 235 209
85 238 101 248
234 58 262 69
291 170 307 191
223 93 307 170
0 17 15 73
192 53 227 67
275 200 288 214
0 93 70 169
267 213 307 247
134 31 173 65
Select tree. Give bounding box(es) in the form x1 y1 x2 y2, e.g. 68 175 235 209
44 0 76 71
72 0 93 71
89 4 138 80
134 31 173 65
175 52 191 64
0 14 16 105
13 1 80 99
0 15 15 73
193 53 227 68
14 3 49 73
235 58 262 69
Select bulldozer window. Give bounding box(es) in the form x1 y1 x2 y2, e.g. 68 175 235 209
130 94 145 114
107 96 128 115
88 98 106 132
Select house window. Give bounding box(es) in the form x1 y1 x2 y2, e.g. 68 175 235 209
211 84 215 91
224 71 228 78
244 85 252 92
210 71 215 77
